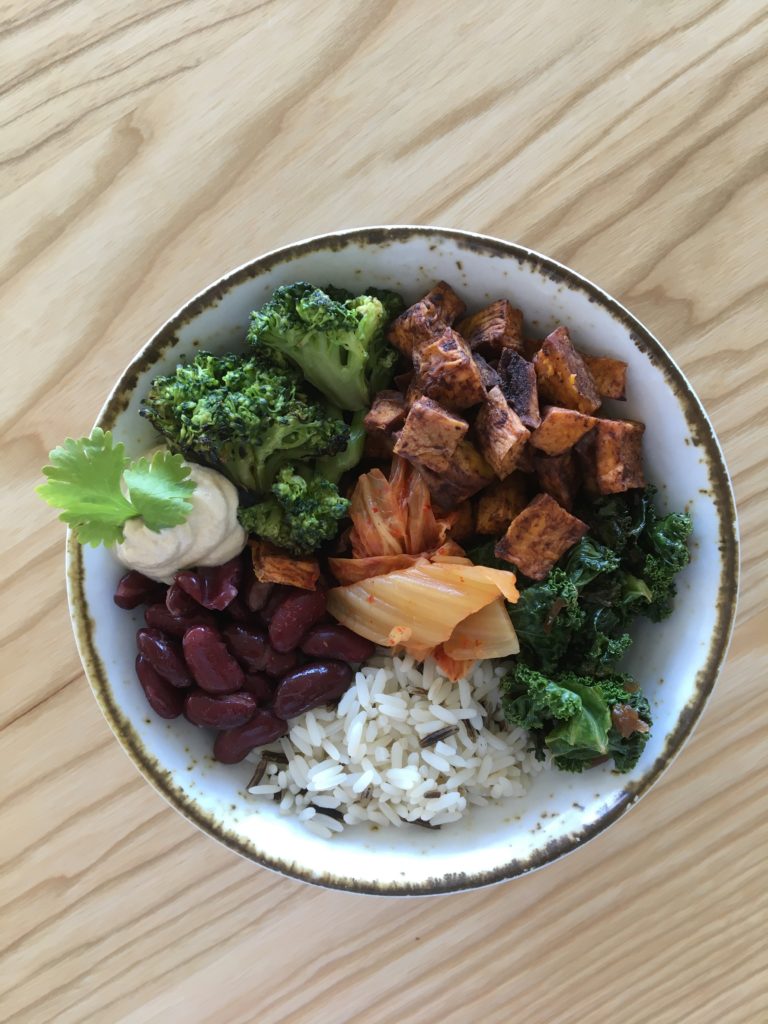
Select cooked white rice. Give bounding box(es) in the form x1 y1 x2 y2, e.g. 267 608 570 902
246 653 544 836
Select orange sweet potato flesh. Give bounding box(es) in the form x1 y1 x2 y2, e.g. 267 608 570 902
593 419 646 493
388 282 466 358
476 473 530 535
494 493 588 580
328 554 421 584
529 406 598 455
457 300 524 357
474 386 530 478
393 396 469 473
582 355 628 400
533 326 601 414
415 328 487 410
250 541 320 590
417 439 495 511
364 391 406 436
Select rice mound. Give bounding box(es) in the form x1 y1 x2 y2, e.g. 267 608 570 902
247 654 543 837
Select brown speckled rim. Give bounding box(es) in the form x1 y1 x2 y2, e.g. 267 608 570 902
66 226 739 896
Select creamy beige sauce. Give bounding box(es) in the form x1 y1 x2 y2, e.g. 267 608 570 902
116 460 246 582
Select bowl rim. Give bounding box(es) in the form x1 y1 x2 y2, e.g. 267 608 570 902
66 225 740 896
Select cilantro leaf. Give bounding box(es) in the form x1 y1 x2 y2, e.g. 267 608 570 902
37 429 135 546
37 428 196 547
124 450 195 532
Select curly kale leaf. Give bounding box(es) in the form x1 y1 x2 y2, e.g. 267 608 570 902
501 663 583 731
562 537 620 590
508 569 585 675
501 667 652 774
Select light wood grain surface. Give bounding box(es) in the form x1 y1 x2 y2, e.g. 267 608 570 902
2 1 766 1021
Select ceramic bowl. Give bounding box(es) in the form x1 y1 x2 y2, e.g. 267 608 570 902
67 226 738 895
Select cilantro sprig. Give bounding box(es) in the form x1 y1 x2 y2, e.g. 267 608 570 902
37 428 196 547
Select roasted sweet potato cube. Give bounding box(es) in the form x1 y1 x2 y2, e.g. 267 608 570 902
476 473 531 535
250 541 320 590
393 396 469 473
494 493 588 580
362 390 406 460
441 501 475 543
458 300 523 357
533 326 601 414
498 349 541 430
533 451 580 511
420 281 465 323
416 328 487 409
529 406 598 455
593 419 646 493
417 440 495 511
388 281 466 358
364 390 406 437
474 386 530 478
582 355 628 400
473 352 501 391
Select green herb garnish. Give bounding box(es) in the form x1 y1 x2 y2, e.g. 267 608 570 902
37 428 195 547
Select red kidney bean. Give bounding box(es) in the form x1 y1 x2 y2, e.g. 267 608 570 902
144 602 216 639
176 555 242 611
183 625 245 694
268 590 327 653
137 628 193 688
263 646 299 679
165 581 200 617
184 689 257 729
114 571 166 609
222 624 269 670
260 585 294 623
213 710 288 763
274 661 353 719
135 654 184 718
241 672 274 703
244 578 273 612
300 624 375 663
223 594 263 628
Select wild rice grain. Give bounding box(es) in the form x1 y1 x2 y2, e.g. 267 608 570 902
419 726 458 748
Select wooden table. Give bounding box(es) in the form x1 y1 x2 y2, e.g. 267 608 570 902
3 2 766 1021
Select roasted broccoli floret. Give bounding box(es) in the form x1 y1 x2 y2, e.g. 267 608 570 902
247 282 402 410
141 352 349 495
238 466 349 554
315 410 366 484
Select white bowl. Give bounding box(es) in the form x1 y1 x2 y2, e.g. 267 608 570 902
67 227 738 894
